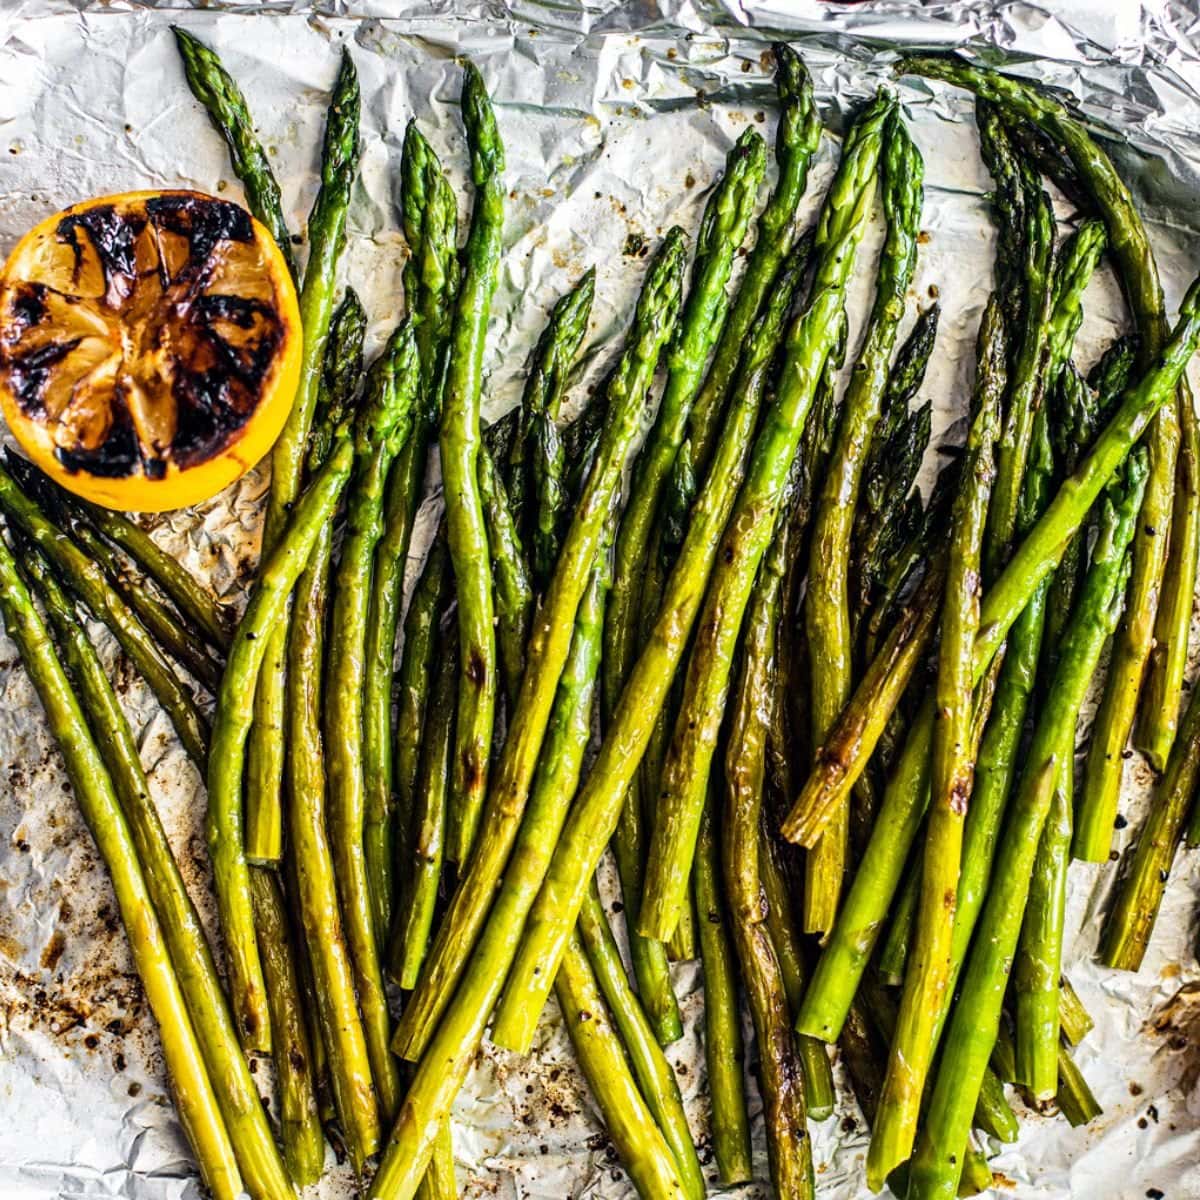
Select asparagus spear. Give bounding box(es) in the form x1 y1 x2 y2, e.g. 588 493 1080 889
510 272 597 580
440 62 506 865
478 441 535 705
1 463 226 694
660 43 823 553
804 108 924 934
327 324 419 1118
0 536 244 1200
362 125 460 946
983 145 1055 579
957 221 1107 1099
907 449 1148 1200
784 274 1200 853
1100 677 1200 969
635 244 813 1046
867 301 1001 1187
247 49 361 865
758 828 837 1121
492 92 895 1051
556 931 689 1200
374 534 617 1199
1057 1042 1103 1127
577 884 705 1200
73 499 233 651
390 529 450 907
849 306 940 629
173 27 298 279
1015 755 1073 1098
19 548 293 1200
391 231 685 1062
1140 398 1200 768
248 868 325 1186
284 289 380 1171
901 53 1199 927
394 614 457 988
724 483 815 1199
693 795 752 1184
1043 341 1135 672
207 433 354 1052
0 457 209 767
66 521 223 694
601 129 765 1037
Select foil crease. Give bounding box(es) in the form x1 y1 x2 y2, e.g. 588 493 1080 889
1 2 1199 1197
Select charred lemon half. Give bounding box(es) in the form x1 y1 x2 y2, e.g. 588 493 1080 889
0 189 301 512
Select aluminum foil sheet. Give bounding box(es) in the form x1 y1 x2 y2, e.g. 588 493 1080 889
2 1 1200 1197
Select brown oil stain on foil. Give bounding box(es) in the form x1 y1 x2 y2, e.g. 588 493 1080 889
1148 980 1200 1092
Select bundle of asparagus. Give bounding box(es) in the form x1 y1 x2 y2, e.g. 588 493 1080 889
4 34 1200 1200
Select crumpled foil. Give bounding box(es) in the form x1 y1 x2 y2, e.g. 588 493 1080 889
2 1 1200 1197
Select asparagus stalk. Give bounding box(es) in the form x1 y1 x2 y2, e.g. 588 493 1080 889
249 868 325 1186
173 27 298 280
556 931 689 1200
983 151 1055 579
1015 755 1073 1098
602 128 765 1039
374 533 617 1199
207 433 354 1052
493 92 895 1051
74 500 232 651
284 289 380 1171
724 483 815 1199
1101 677 1200 969
327 324 419 1119
391 231 685 1061
66 520 223 693
577 884 705 1200
0 457 208 766
0 537 244 1200
694 794 753 1184
1140 403 1200 766
478 441 535 704
804 110 924 932
632 94 895 948
901 53 1199 921
635 241 814 1039
19 548 293 1200
850 305 940 630
441 62 506 864
1057 1042 1103 1127
390 528 450 904
0 463 224 691
660 43 823 553
907 449 1148 1200
362 125 460 946
247 49 361 865
1044 341 1135 672
759 829 838 1121
394 614 457 988
866 303 1001 1187
510 271 597 580
784 276 1200 853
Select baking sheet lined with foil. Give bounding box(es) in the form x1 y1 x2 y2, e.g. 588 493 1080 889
2 1 1200 1197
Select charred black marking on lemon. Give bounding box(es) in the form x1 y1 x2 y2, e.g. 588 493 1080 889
9 282 47 330
55 394 139 479
5 337 81 417
5 193 284 479
146 193 255 263
57 205 142 301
